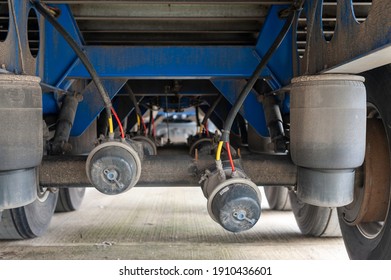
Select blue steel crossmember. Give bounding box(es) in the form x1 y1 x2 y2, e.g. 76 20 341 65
3 1 388 135
41 4 291 136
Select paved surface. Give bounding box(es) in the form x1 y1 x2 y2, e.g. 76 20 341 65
0 187 348 260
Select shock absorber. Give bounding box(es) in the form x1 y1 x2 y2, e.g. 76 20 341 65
50 93 81 154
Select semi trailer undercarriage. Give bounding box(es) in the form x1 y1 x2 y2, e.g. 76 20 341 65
0 0 390 259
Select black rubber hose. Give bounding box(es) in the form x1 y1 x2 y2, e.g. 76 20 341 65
202 95 222 126
31 1 113 118
220 8 298 142
125 84 143 118
126 84 148 134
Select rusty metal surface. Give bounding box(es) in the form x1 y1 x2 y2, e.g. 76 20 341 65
300 0 391 74
0 0 39 75
39 151 297 187
341 118 391 225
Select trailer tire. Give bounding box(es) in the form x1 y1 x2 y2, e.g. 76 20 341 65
338 65 391 259
289 191 341 237
0 174 58 239
55 187 86 212
264 186 291 210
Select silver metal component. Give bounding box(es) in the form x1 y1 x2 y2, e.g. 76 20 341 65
296 167 355 207
0 168 37 210
233 210 255 225
103 169 124 189
290 74 366 207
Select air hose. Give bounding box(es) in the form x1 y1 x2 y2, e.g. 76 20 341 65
216 1 304 168
31 1 118 137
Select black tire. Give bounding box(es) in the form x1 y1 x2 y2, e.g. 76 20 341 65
338 65 391 259
0 176 59 239
131 135 157 156
55 187 86 212
264 186 291 210
289 191 341 237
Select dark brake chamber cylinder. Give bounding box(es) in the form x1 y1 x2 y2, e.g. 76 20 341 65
210 180 261 232
201 162 262 233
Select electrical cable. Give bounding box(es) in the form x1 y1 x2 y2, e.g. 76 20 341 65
226 142 236 172
215 141 224 161
199 124 204 135
31 1 114 134
110 107 125 139
137 114 141 131
216 1 304 169
220 10 296 143
126 84 143 116
126 84 147 135
140 116 147 136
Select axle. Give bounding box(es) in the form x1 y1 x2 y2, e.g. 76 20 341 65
39 153 297 188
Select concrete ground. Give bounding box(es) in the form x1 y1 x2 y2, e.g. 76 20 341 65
0 187 348 260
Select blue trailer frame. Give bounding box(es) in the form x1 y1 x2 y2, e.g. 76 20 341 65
1 0 391 258
2 1 390 137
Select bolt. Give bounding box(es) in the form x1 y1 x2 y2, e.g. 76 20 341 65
233 210 255 225
104 169 118 181
103 169 124 189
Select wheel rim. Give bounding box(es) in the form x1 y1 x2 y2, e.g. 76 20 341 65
36 168 55 203
340 103 391 239
36 186 50 202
